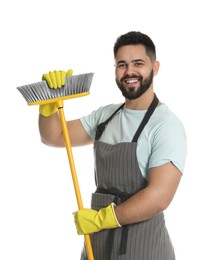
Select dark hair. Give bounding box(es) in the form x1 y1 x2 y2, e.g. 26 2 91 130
113 31 156 61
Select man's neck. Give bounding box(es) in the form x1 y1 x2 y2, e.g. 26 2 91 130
125 88 157 110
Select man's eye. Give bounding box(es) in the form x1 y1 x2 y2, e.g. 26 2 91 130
134 62 143 67
117 63 126 68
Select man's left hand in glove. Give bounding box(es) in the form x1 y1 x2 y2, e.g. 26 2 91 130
73 203 121 235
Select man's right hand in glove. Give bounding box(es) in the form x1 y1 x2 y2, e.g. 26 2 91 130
39 69 73 117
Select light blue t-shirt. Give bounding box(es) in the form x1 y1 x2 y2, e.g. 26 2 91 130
80 103 187 179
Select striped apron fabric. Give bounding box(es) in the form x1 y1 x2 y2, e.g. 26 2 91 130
80 94 175 260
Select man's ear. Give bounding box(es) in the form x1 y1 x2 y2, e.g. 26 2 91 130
153 61 160 76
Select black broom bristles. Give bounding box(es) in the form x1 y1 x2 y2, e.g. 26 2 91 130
17 73 94 104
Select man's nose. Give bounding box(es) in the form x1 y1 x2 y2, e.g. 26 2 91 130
125 64 135 75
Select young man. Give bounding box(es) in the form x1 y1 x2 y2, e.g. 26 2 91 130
39 31 187 259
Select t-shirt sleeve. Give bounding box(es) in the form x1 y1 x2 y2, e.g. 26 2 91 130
148 120 187 174
80 112 98 140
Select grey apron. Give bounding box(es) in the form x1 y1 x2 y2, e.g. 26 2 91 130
81 94 175 260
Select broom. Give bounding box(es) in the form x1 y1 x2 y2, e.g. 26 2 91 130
17 72 94 260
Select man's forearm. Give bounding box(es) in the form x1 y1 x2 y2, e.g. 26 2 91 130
38 113 65 147
114 187 163 226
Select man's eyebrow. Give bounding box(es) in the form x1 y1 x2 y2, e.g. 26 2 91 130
116 60 126 64
116 59 145 64
131 59 145 63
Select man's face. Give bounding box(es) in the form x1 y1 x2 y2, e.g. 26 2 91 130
115 44 158 100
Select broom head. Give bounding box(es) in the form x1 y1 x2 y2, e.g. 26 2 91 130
17 72 94 105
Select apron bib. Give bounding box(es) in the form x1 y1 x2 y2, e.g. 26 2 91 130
81 94 175 260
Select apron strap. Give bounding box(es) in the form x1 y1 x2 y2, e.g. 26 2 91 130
132 93 159 142
96 187 132 257
106 226 128 258
95 103 125 140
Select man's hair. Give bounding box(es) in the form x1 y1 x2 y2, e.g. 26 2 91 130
113 31 156 61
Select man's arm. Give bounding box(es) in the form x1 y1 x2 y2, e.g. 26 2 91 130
38 113 93 147
114 162 182 225
73 161 182 235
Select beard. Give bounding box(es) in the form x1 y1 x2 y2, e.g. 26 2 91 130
116 69 154 100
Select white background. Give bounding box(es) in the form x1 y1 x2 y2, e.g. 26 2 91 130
0 0 202 259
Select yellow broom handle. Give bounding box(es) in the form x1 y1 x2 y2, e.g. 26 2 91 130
56 100 94 260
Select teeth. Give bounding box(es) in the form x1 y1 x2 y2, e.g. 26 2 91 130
126 79 138 83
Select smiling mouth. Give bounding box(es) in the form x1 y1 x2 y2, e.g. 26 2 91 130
124 78 139 84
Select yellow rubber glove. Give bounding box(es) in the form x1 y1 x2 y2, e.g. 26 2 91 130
73 203 121 235
39 69 73 117
42 69 73 89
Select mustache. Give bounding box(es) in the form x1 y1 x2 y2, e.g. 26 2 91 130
121 74 143 82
